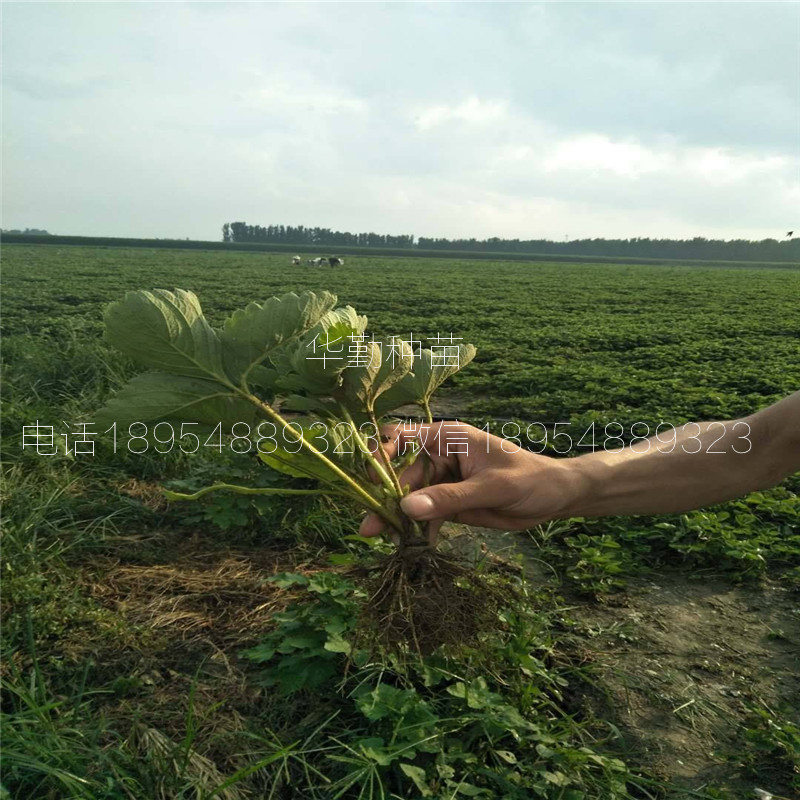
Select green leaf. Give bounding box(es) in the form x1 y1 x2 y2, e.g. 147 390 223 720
241 644 276 663
374 344 477 414
247 365 279 396
93 372 256 432
357 739 396 766
339 337 414 413
221 291 337 384
104 289 229 381
279 394 340 416
323 634 352 654
274 659 337 694
327 553 357 566
274 306 368 395
544 771 571 787
282 632 324 650
446 782 490 797
256 419 366 484
267 573 309 589
400 764 432 796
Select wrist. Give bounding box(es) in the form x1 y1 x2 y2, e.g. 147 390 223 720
557 454 614 519
533 454 602 521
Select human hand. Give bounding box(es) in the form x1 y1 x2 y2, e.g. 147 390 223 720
359 421 582 543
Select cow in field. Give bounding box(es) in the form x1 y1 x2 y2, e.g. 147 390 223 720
291 255 302 265
328 257 343 267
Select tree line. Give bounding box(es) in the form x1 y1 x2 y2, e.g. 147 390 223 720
222 222 798 262
223 223 414 249
1 227 51 236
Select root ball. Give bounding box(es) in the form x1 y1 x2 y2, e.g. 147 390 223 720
359 548 509 656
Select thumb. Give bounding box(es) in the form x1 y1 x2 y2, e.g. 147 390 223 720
400 478 485 521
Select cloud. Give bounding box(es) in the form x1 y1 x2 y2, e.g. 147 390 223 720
238 74 369 117
542 135 670 177
413 97 508 131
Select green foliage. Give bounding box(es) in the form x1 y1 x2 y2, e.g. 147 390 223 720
563 533 637 594
242 572 364 694
8 231 800 265
737 704 800 793
535 484 800 595
164 448 298 534
240 573 642 798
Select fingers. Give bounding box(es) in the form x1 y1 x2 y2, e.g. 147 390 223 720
358 421 478 540
358 513 444 545
358 512 387 538
399 475 489 522
376 420 474 461
365 424 459 491
427 518 444 546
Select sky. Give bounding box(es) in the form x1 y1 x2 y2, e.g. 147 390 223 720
3 1 799 242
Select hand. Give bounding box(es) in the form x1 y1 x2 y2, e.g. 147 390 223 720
359 421 582 543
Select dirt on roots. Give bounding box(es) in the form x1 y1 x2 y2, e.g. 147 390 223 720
358 545 512 656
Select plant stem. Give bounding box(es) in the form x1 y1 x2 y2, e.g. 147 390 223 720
369 409 404 497
420 400 435 490
239 390 405 532
339 407 397 495
163 482 342 502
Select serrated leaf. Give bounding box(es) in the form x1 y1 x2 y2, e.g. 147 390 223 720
93 372 256 432
374 344 477 415
104 289 229 381
274 306 368 395
221 291 337 384
339 337 414 412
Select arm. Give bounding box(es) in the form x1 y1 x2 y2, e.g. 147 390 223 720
568 390 800 518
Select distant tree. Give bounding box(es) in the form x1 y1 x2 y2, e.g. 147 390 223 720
219 222 799 262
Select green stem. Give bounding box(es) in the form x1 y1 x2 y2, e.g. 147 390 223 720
369 409 404 497
339 408 397 495
163 482 340 502
237 389 405 532
413 400 433 491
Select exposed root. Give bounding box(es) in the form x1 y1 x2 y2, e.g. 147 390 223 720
356 547 512 656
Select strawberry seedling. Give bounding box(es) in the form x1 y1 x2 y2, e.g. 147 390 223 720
95 288 504 653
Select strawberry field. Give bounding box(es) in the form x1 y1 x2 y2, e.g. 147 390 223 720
2 243 799 799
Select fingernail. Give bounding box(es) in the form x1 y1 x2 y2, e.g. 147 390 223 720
400 493 435 518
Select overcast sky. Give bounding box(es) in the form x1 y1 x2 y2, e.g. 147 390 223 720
3 2 799 242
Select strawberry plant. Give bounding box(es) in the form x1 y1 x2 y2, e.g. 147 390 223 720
94 288 501 652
